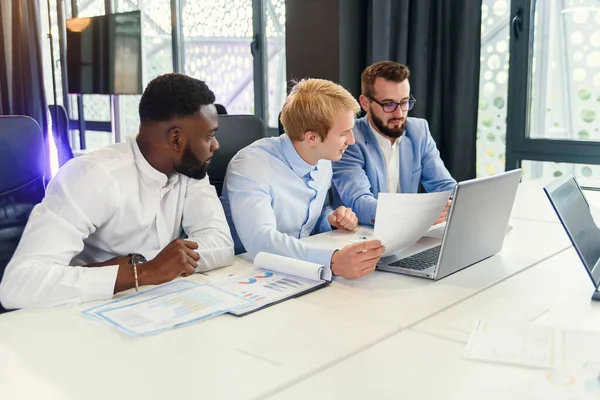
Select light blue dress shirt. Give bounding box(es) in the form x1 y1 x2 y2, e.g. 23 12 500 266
221 134 336 267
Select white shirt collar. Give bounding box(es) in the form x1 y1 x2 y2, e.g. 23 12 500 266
369 120 402 149
131 137 177 189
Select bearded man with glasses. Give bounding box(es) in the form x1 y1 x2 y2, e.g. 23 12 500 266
332 61 457 226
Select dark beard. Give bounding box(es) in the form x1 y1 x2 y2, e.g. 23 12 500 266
370 107 406 139
174 145 209 180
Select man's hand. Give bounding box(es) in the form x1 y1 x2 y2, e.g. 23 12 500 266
433 200 452 225
328 206 359 231
113 239 200 294
330 240 385 279
139 239 200 285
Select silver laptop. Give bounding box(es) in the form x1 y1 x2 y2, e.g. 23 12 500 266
376 169 522 280
544 174 600 301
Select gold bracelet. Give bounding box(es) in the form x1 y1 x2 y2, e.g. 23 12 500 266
133 263 139 292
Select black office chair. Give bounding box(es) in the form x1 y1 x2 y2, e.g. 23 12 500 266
0 116 47 312
48 104 74 167
208 115 267 196
215 103 228 115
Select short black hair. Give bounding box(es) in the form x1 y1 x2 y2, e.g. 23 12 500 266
138 73 216 123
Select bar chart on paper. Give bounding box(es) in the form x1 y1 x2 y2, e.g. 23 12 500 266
233 271 309 296
213 268 324 315
234 271 307 292
240 292 266 302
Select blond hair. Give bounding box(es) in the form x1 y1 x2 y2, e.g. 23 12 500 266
280 79 360 141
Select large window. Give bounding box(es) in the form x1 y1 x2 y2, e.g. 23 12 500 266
42 0 286 152
182 1 256 115
265 0 286 128
181 0 285 127
476 0 510 178
477 0 600 181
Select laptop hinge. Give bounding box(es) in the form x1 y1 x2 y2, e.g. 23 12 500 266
593 285 600 302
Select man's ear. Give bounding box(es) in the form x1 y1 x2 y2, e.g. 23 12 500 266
359 94 370 113
167 128 183 151
304 130 319 147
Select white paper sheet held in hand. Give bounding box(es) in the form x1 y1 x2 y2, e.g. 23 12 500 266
374 191 453 257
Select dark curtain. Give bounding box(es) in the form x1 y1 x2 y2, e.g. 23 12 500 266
365 0 482 182
0 2 10 113
0 0 50 177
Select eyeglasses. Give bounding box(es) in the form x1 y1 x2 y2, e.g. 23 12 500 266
367 95 416 113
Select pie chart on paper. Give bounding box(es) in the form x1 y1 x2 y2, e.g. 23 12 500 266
238 277 257 284
255 271 274 279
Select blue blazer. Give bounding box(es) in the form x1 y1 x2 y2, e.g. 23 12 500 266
332 116 457 226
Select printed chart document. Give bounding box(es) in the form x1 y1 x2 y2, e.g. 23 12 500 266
464 328 600 400
82 280 199 321
464 319 560 369
374 191 453 256
82 281 252 335
419 298 548 344
212 252 331 317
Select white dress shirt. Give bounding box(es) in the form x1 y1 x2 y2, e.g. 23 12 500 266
370 122 402 193
221 134 335 269
0 139 234 309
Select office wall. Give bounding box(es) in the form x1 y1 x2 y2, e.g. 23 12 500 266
285 0 366 98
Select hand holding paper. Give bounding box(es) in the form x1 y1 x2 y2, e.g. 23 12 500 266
331 240 385 279
374 191 453 257
433 200 452 225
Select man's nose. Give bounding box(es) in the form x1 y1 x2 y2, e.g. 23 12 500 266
346 130 356 145
211 137 220 152
392 106 406 118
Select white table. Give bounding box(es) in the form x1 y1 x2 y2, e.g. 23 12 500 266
412 247 600 342
0 180 581 400
294 218 571 328
0 270 397 400
270 249 600 400
202 217 571 329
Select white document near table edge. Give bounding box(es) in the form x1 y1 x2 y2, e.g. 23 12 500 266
374 191 453 257
464 319 560 370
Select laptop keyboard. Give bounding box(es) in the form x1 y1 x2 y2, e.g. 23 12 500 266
389 246 441 271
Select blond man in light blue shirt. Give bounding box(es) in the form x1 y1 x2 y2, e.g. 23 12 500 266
222 79 384 279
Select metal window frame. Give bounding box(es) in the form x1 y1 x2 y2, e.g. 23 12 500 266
252 0 268 123
171 0 183 73
505 0 600 171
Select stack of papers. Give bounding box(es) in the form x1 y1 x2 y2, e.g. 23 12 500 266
82 280 252 335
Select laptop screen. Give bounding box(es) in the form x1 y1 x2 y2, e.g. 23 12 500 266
544 174 600 288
